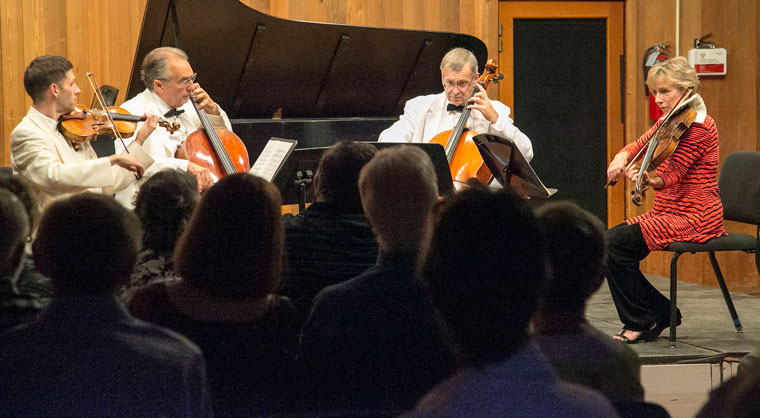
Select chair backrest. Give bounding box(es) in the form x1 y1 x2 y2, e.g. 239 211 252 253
718 151 760 225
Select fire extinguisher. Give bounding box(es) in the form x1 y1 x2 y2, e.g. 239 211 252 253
643 42 671 120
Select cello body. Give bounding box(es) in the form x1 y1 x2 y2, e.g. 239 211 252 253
429 129 492 185
183 127 250 183
432 59 501 188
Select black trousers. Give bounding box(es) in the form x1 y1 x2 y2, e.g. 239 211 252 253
605 222 676 331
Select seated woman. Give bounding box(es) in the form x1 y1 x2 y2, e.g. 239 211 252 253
129 173 298 416
120 169 199 302
605 57 724 343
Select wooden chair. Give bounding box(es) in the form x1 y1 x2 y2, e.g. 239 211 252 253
664 151 760 347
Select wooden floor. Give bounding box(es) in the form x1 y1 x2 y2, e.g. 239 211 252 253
587 275 757 417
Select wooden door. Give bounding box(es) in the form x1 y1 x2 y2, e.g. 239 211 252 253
499 1 624 225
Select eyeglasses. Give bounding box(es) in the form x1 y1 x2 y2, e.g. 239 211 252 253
443 79 474 91
177 73 197 87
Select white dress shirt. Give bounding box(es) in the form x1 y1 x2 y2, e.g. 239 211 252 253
114 89 232 207
378 92 533 162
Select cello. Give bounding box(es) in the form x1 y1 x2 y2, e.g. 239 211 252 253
182 88 251 184
429 59 503 187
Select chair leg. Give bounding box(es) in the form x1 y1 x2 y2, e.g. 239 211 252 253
670 252 682 348
707 252 743 333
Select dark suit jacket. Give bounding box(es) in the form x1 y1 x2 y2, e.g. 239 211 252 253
297 251 455 413
0 295 211 417
282 201 378 323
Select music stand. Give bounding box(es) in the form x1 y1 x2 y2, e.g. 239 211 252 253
90 85 120 158
272 142 455 212
473 133 557 198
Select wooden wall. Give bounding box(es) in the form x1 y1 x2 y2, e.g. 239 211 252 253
1 0 758 290
625 0 760 291
0 0 148 166
0 0 496 167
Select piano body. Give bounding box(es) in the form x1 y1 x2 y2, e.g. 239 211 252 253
127 0 488 160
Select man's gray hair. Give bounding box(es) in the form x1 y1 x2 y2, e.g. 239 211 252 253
141 47 189 91
440 48 478 74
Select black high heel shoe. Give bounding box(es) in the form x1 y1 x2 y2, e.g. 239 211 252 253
615 327 658 344
650 310 683 339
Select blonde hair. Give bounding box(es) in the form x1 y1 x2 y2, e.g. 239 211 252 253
440 48 478 74
646 56 700 94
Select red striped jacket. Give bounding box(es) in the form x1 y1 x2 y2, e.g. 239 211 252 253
623 114 725 250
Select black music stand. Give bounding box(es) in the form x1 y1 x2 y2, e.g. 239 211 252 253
90 85 120 158
272 142 454 213
473 133 557 198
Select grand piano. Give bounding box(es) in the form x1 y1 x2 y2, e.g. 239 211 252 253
126 0 488 160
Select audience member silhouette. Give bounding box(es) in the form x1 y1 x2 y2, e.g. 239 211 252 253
120 169 199 302
0 189 39 331
406 187 618 417
0 174 52 306
282 140 378 323
533 201 644 403
297 146 455 413
129 173 298 417
0 193 211 416
697 371 760 418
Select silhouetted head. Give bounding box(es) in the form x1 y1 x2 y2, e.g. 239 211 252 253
175 173 283 297
314 141 377 204
0 189 29 278
421 187 546 367
359 146 438 253
534 201 606 313
33 194 141 296
134 169 199 254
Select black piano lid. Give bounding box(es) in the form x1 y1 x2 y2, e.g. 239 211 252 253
126 0 488 120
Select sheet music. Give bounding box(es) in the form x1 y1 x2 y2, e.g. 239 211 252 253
249 138 297 182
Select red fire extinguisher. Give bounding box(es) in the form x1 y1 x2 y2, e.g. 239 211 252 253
643 42 671 120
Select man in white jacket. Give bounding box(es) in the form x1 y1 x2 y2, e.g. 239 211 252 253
11 55 155 214
378 48 533 164
116 47 232 206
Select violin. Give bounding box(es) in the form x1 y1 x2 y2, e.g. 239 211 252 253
429 59 503 187
606 87 696 206
183 85 250 183
64 72 149 179
59 105 180 147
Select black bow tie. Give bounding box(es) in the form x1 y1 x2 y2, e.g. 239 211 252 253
446 103 465 113
164 108 185 118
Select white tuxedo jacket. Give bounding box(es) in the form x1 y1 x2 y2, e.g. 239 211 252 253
378 92 533 162
115 89 232 206
11 106 154 213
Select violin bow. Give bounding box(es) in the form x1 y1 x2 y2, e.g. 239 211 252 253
86 72 141 180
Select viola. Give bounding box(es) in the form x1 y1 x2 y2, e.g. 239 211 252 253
59 105 180 147
183 88 250 183
606 87 696 206
429 59 503 188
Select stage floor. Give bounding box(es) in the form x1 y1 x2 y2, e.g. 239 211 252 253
587 275 758 364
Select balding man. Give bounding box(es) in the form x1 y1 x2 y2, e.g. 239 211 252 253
116 47 231 205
